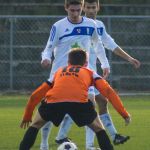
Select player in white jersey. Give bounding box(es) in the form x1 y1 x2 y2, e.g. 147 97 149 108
54 0 141 150
40 0 110 150
42 15 109 80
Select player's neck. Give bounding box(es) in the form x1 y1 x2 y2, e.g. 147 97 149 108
86 15 96 20
67 16 83 24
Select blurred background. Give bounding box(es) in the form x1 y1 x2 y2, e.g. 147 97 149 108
0 0 150 94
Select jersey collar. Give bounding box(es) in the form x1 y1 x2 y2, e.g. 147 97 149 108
67 16 84 25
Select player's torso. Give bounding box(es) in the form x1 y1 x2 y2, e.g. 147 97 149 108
88 44 97 71
87 20 104 72
95 19 105 37
50 17 96 77
46 66 93 103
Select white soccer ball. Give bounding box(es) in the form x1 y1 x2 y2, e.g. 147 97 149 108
57 142 78 150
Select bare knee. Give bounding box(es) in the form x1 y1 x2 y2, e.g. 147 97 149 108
31 120 45 129
95 94 108 114
88 93 96 107
31 111 46 129
88 116 105 133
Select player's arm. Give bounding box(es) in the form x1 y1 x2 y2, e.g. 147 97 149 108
41 24 58 68
100 22 141 68
99 21 118 51
21 81 53 128
113 47 141 68
93 73 130 120
92 23 110 79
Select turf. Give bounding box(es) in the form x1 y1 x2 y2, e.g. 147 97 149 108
0 95 150 150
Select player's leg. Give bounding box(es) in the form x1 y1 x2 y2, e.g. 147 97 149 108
40 101 67 150
19 111 47 150
96 93 117 139
96 92 130 145
69 101 114 150
88 116 114 150
55 114 73 144
55 86 96 146
40 121 53 150
85 86 97 150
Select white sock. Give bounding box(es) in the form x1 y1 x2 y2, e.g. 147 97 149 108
40 121 53 149
100 113 117 140
56 114 73 140
85 126 95 148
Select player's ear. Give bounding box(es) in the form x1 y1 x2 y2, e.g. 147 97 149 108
98 3 100 12
82 5 85 12
68 61 71 65
84 61 88 67
64 4 68 11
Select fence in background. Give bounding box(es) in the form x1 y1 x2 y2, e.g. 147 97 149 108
0 3 150 15
0 15 150 93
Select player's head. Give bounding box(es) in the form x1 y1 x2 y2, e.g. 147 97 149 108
65 0 84 7
68 48 88 66
83 0 100 19
65 0 84 22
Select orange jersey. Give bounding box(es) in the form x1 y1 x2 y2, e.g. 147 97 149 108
23 65 129 121
23 82 52 121
94 79 129 119
45 65 93 103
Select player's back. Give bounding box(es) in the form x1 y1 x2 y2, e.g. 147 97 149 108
46 65 93 103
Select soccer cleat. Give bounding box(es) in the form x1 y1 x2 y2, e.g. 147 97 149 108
113 134 130 145
86 146 101 150
55 137 72 144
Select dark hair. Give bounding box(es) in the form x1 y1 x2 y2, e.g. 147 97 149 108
65 0 84 7
68 48 87 66
85 0 99 5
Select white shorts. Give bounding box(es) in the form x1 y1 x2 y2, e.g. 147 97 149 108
88 86 100 96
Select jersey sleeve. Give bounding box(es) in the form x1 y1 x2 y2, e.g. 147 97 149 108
23 81 53 121
91 22 110 69
93 72 129 119
41 24 58 62
100 22 118 51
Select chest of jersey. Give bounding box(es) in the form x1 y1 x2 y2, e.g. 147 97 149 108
56 18 95 48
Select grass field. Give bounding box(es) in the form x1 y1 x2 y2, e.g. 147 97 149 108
0 94 150 150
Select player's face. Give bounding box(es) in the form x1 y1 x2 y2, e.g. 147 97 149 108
83 2 99 19
65 4 82 23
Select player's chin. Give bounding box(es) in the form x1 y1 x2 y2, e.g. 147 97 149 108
88 14 95 19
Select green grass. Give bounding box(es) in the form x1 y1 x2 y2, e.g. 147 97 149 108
0 95 150 150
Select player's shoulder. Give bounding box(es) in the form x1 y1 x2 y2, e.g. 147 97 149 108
83 16 97 25
54 66 65 75
95 19 105 27
81 67 102 78
53 17 68 27
81 66 94 74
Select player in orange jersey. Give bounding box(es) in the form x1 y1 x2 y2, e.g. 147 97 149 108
19 48 130 150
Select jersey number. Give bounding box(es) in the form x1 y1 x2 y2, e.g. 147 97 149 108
61 67 81 77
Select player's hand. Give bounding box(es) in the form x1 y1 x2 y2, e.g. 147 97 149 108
102 68 110 79
125 116 131 126
20 120 31 129
128 58 141 69
41 59 51 68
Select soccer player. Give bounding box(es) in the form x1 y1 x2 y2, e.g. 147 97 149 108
83 0 140 148
40 0 110 149
19 48 131 150
55 0 141 149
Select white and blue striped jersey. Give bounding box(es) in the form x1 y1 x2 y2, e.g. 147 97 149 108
89 19 118 71
88 19 119 96
42 16 109 80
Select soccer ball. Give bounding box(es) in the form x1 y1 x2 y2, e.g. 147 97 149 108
57 142 78 150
